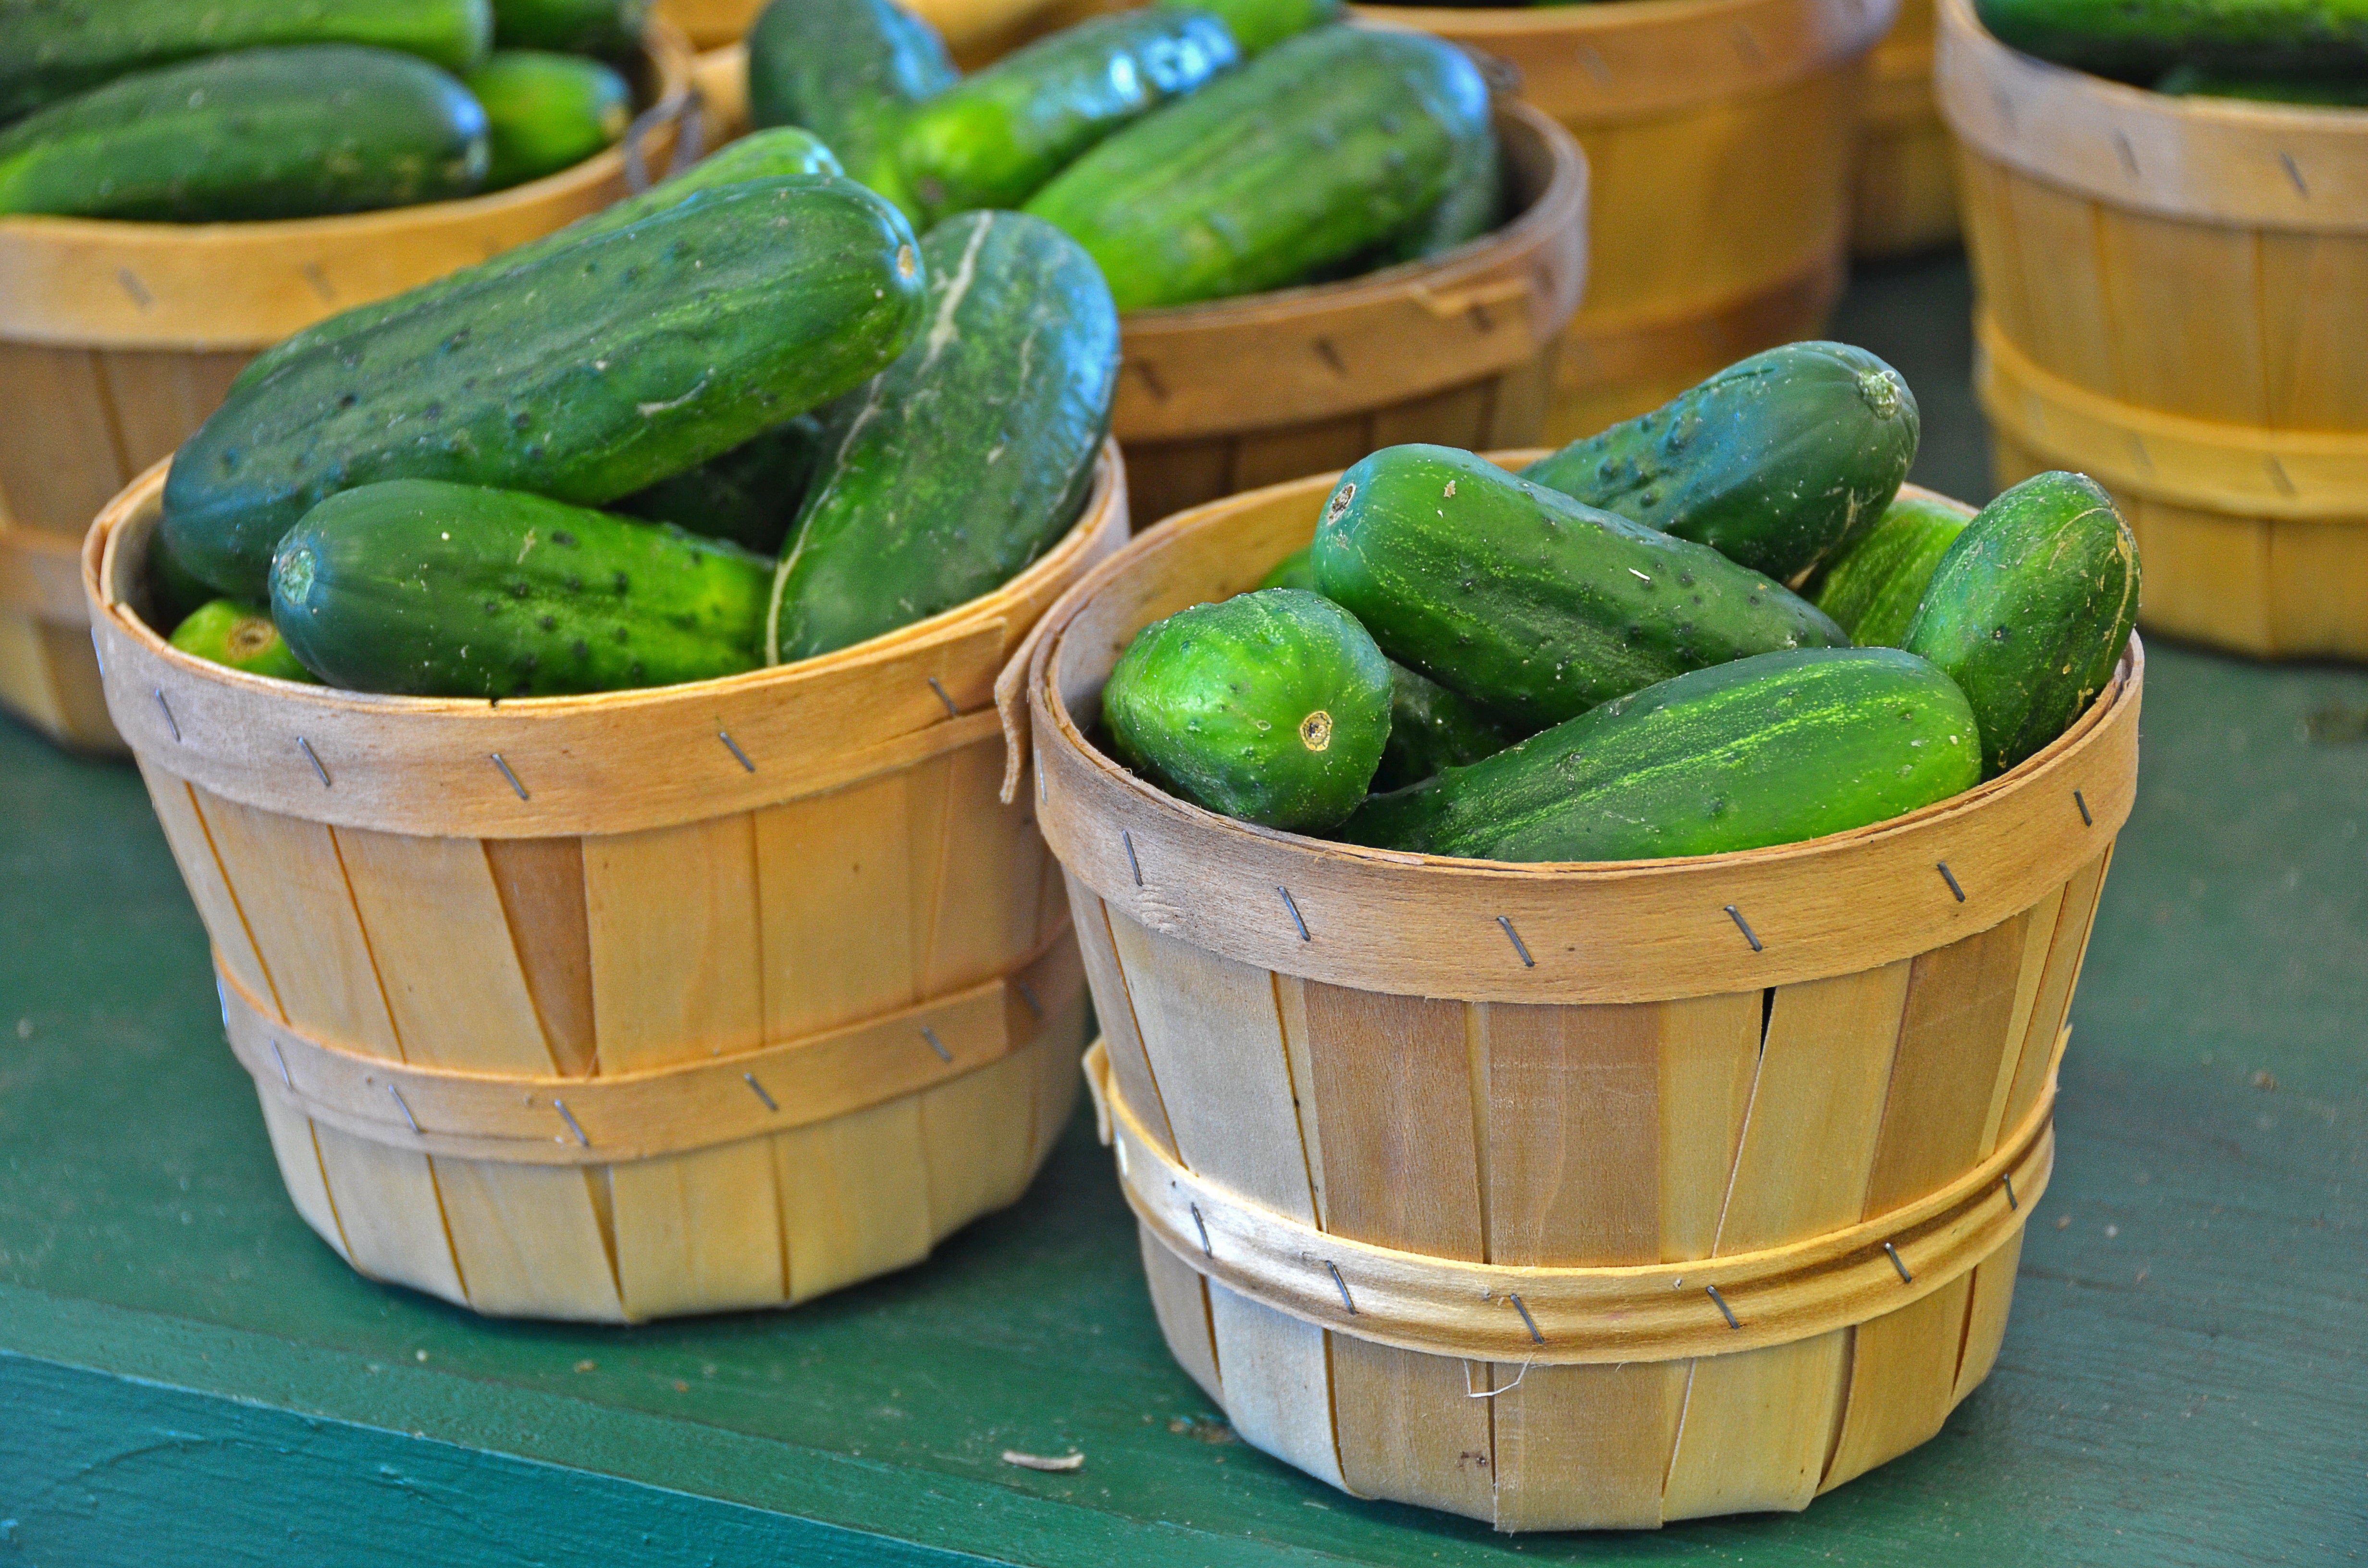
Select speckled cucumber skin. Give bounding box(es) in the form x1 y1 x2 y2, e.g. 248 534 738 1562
899 10 1238 225
617 414 823 553
165 175 924 600
463 49 630 190
768 210 1119 663
1905 470 2139 780
746 0 957 219
168 600 320 684
1312 444 1848 733
1813 494 1969 649
1522 342 1919 583
1103 588 1393 833
1023 26 1487 309
1975 0 2368 80
1345 647 1981 863
270 479 770 696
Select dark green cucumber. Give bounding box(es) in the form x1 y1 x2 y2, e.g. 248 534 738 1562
768 209 1119 662
1345 647 1980 863
1103 588 1392 832
616 414 824 553
231 126 843 394
1522 342 1919 583
1975 0 2368 81
1158 0 1338 54
1812 494 1969 649
167 599 320 684
2155 64 2368 102
1379 124 1501 266
898 10 1238 225
1024 26 1487 309
1904 471 2139 779
166 175 924 600
0 0 493 122
746 0 956 219
145 526 218 634
1312 444 1848 732
271 479 770 696
0 46 488 220
491 0 653 56
464 49 630 189
1257 546 1321 594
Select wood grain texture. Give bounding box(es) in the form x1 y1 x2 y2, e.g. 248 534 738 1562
1204 1283 1348 1492
432 1160 623 1322
609 1141 786 1319
1661 1334 1849 1519
253 1095 350 1265
1489 1362 1682 1531
307 1127 464 1304
1851 0 1956 257
1820 1272 1975 1491
585 814 765 1071
1138 1222 1223 1404
775 1098 933 1307
484 837 597 1077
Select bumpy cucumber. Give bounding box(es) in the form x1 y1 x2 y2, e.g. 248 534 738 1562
1523 342 1919 583
746 0 957 218
1812 494 1969 649
1975 0 2368 80
1346 648 1981 863
464 50 630 189
166 175 925 599
768 210 1119 662
0 47 488 220
231 126 843 394
168 600 320 684
1313 444 1847 732
1159 0 1338 53
898 10 1238 225
616 415 824 553
271 479 770 696
1024 26 1488 309
1104 588 1392 832
490 0 653 55
1905 471 2139 779
0 0 493 121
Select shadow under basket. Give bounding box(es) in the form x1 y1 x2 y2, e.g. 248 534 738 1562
1015 461 2142 1530
81 445 1128 1323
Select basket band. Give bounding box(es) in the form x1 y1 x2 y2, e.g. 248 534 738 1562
0 527 87 625
1085 1029 2058 1366
1979 318 2368 524
221 934 1083 1166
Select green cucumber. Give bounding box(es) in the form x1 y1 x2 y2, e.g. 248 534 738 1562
2155 64 2368 103
230 126 843 395
465 50 630 189
898 10 1238 226
0 0 493 122
1379 124 1501 266
0 46 488 220
1257 546 1321 594
270 479 770 696
1024 26 1488 310
1904 471 2139 779
490 0 653 56
1158 0 1338 54
167 599 321 684
1812 494 1969 649
1975 0 2368 81
1522 342 1919 583
1345 647 1981 863
165 175 925 600
746 0 957 219
1104 588 1392 832
616 415 824 553
1312 444 1848 732
767 209 1119 662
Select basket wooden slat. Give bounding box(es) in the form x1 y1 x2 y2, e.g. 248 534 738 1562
1852 0 1957 256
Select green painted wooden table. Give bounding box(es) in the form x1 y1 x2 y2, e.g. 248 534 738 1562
4 258 2365 1566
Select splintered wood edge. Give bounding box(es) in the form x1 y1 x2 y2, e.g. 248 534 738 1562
86 441 1127 838
1028 464 2142 1005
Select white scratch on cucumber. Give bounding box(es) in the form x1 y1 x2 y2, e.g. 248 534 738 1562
637 372 711 416
919 218 991 376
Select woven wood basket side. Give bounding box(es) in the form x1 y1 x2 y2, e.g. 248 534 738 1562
1851 0 1957 257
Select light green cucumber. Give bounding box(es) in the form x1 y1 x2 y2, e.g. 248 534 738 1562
464 49 631 189
167 600 320 684
1812 494 1970 649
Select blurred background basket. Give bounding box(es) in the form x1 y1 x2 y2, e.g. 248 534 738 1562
1852 0 1958 257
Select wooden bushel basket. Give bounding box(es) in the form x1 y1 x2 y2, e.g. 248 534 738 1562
0 27 697 754
1941 0 2368 660
1353 0 1893 444
1012 463 2140 1529
80 445 1126 1322
1852 0 1958 257
1112 101 1588 529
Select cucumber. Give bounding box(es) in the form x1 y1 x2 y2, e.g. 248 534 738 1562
0 46 488 221
767 209 1119 662
1812 494 1968 649
491 0 653 56
746 0 957 220
1256 546 1321 594
1975 0 2368 81
1103 588 1392 832
465 50 630 189
1345 647 1981 864
1312 444 1849 732
0 0 493 122
616 415 824 553
898 10 1238 226
168 599 321 684
1024 26 1488 310
1379 125 1501 266
271 479 771 696
1522 342 1919 583
2155 64 2368 102
1158 0 1338 54
1904 471 2139 779
230 126 844 394
165 175 925 600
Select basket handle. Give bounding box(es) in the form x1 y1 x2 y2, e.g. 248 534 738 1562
621 81 706 194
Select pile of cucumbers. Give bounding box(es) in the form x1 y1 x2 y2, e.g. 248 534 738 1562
1102 341 2142 864
150 129 1122 698
745 0 1504 308
1976 0 2368 107
0 0 654 220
